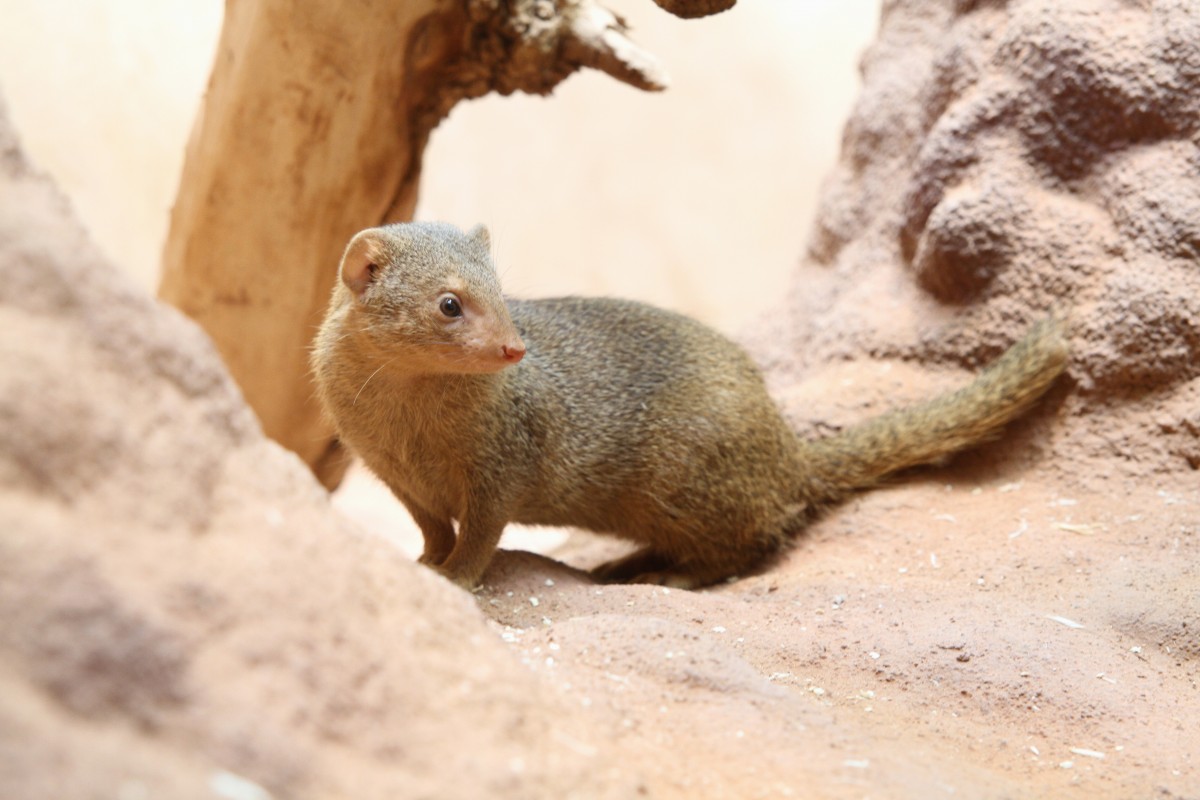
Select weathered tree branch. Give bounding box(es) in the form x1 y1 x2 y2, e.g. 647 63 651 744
159 0 669 488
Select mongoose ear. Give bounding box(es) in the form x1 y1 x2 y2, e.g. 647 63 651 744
466 224 491 252
340 230 387 298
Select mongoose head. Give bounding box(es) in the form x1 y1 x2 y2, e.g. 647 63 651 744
337 222 526 374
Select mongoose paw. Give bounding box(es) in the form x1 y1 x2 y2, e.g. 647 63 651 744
417 550 450 567
430 564 480 591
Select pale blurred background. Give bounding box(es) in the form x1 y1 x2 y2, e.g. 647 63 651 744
0 0 878 555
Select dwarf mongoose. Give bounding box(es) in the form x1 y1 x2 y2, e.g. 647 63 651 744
312 222 1068 589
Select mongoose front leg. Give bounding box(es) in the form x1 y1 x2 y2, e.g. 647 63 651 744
435 505 506 589
405 502 457 567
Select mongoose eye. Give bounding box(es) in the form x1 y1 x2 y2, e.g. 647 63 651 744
439 295 463 318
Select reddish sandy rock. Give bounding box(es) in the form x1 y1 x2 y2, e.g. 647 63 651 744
752 0 1200 477
0 101 642 800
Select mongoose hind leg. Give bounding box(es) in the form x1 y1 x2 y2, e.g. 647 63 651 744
592 543 770 590
623 561 744 590
591 546 673 584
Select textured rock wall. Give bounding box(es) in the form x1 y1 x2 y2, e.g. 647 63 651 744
753 0 1200 475
0 101 636 800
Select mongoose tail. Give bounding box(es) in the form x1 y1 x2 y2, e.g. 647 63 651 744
798 316 1070 504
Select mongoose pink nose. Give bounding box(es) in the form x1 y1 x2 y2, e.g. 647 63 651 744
502 342 526 363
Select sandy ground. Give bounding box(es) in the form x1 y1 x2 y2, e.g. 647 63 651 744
475 465 1199 797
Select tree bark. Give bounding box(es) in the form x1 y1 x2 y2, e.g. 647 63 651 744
159 0 670 488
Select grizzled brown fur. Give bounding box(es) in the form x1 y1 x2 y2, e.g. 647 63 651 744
312 223 1068 589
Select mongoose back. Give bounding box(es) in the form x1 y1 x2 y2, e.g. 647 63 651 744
312 222 1069 589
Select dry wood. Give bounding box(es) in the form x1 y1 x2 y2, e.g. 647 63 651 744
159 0 666 487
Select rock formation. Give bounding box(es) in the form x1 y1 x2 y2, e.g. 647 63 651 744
752 0 1200 478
